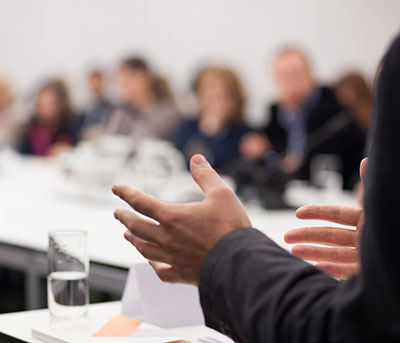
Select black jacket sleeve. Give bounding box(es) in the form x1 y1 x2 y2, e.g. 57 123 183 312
198 34 400 343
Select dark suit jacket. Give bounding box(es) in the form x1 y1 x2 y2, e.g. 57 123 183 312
198 34 400 342
264 87 365 189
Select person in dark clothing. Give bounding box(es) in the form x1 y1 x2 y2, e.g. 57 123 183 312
173 66 250 171
79 69 113 140
112 34 400 342
240 48 365 189
18 79 79 156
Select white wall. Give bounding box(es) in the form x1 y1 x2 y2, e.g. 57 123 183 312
0 0 399 125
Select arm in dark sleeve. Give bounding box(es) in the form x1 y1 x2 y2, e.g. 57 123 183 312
199 35 400 343
199 228 340 343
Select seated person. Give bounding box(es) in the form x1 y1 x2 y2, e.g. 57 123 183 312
173 66 250 171
335 72 372 133
104 57 179 140
79 69 114 140
111 33 400 342
0 74 20 150
240 47 365 189
18 79 79 156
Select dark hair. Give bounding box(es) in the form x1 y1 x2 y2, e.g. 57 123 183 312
336 73 372 105
336 72 372 129
33 78 74 130
120 56 174 104
121 57 149 72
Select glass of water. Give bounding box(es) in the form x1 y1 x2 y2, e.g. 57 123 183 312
47 230 89 320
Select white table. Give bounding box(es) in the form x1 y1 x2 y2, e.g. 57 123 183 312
0 301 233 343
0 151 358 309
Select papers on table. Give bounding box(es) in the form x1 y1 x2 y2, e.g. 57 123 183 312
32 313 188 343
122 263 204 328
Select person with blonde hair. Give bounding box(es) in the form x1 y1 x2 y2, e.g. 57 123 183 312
173 66 250 171
0 74 19 149
112 34 400 342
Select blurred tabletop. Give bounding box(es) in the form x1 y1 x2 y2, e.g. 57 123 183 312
0 149 359 269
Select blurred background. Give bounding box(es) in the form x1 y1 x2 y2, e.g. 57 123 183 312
1 0 399 124
0 0 400 314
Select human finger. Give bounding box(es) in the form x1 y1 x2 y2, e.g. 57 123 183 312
316 262 360 279
284 226 357 247
296 205 362 226
148 260 181 283
360 158 368 184
123 231 171 264
189 154 227 194
112 184 166 221
114 208 167 245
291 245 358 263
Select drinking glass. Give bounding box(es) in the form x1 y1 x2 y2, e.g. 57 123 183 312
310 154 343 203
47 230 89 320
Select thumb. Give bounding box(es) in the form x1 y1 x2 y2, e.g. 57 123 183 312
190 154 225 194
360 157 368 184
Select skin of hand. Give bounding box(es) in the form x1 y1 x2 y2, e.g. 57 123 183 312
284 158 368 279
239 132 271 160
280 153 302 174
48 141 73 157
112 154 251 285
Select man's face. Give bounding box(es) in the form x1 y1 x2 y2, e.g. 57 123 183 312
273 52 314 109
117 66 151 102
89 73 104 97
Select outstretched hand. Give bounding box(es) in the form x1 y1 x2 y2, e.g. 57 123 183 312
285 205 364 279
112 154 251 285
284 158 368 279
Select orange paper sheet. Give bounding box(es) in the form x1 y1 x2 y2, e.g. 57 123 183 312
93 315 141 337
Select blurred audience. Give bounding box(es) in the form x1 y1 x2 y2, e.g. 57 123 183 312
79 69 113 140
239 47 365 190
18 79 79 156
173 66 250 171
104 57 179 140
0 75 20 149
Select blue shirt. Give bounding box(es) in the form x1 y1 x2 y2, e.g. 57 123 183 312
173 118 250 171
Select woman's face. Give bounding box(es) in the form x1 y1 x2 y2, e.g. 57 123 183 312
117 66 152 102
198 75 234 120
36 89 61 122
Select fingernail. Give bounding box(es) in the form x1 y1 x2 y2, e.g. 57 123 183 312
192 154 208 165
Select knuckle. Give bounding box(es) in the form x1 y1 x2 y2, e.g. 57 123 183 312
212 185 234 199
127 219 137 232
163 237 178 253
162 209 180 227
